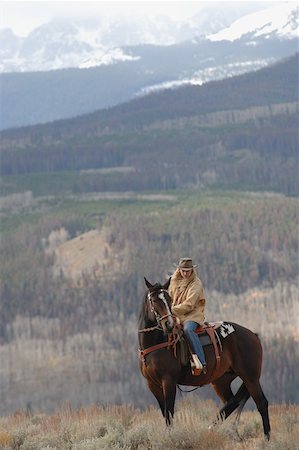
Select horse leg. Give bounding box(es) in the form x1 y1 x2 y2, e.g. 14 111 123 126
214 379 250 422
147 380 165 420
232 383 250 426
233 348 270 438
211 372 251 439
162 377 177 426
242 380 270 440
211 372 237 425
229 327 270 439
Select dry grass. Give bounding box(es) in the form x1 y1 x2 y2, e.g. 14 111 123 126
0 399 298 450
53 229 116 280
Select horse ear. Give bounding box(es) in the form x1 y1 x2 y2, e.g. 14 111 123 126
144 277 153 289
163 277 171 291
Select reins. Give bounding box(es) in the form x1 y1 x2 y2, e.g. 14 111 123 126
138 332 180 364
138 288 180 363
138 324 162 333
138 313 171 333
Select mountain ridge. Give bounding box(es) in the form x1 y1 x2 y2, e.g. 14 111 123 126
1 54 298 195
1 2 297 73
1 39 297 131
1 2 297 130
1 53 297 139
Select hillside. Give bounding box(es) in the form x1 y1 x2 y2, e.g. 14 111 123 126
0 35 297 129
2 53 298 139
0 190 298 414
1 55 298 195
52 228 127 280
0 52 298 418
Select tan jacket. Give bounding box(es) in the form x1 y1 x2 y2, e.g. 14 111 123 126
169 269 206 325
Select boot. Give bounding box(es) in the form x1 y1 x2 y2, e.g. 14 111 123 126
191 354 203 376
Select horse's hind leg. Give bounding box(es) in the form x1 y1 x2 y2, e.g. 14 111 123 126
211 372 239 423
243 380 270 440
219 383 250 423
233 342 271 438
233 384 250 425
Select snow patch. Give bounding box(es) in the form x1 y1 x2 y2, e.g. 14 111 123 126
79 48 140 69
208 2 298 42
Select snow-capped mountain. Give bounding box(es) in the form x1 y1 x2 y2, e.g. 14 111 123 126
0 19 140 73
1 2 297 73
1 2 298 130
208 2 298 41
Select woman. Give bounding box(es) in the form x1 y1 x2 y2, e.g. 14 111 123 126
169 257 207 375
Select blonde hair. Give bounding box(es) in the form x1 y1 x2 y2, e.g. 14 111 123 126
171 267 197 280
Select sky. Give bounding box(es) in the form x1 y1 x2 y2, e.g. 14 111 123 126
0 0 290 36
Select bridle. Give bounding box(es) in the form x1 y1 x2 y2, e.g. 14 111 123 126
138 288 174 333
138 287 180 369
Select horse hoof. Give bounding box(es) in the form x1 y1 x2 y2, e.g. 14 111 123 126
265 432 270 441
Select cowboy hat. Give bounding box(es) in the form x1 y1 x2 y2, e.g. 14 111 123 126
175 257 198 270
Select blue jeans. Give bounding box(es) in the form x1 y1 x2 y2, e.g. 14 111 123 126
184 320 206 365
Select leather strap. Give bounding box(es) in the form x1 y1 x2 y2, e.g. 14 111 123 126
204 326 221 372
139 334 179 363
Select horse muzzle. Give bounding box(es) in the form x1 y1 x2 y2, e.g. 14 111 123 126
161 315 174 334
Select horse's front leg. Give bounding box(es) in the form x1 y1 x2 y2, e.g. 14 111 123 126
162 376 177 426
147 380 165 419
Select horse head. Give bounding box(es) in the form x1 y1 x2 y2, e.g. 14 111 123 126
144 277 174 334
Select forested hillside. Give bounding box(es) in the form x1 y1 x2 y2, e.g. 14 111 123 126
0 54 298 416
1 35 296 130
0 191 298 414
1 55 298 195
2 54 297 139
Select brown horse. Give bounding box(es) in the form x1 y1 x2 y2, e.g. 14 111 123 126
138 278 270 440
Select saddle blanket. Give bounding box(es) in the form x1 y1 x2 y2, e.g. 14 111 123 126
196 321 236 344
198 333 213 347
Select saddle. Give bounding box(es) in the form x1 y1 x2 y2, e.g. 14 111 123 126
139 321 224 377
179 321 223 372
